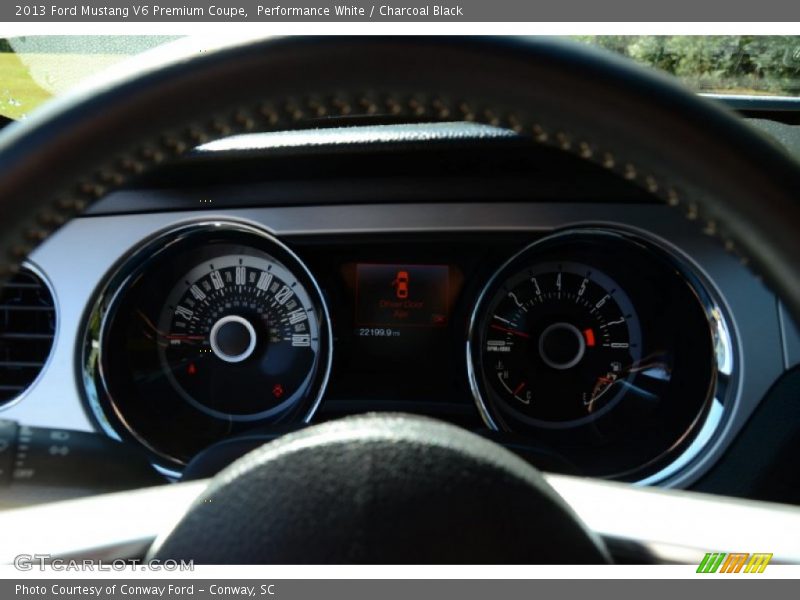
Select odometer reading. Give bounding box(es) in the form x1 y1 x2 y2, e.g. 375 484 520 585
479 261 642 428
357 328 401 338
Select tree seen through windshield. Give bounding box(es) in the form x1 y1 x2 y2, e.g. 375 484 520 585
574 36 800 96
1 36 799 121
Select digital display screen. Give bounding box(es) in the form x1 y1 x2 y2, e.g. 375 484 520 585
355 264 450 329
294 237 516 408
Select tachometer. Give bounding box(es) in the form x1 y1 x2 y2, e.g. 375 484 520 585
468 229 731 481
483 261 642 427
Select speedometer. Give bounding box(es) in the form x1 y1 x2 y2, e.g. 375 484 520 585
82 221 332 470
155 253 322 421
483 261 642 428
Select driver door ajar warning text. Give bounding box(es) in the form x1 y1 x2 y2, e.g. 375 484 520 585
355 263 450 328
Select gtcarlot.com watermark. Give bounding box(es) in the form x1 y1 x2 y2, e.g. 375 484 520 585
14 554 194 572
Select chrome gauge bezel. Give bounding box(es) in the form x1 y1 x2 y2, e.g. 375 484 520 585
79 219 334 472
466 227 737 486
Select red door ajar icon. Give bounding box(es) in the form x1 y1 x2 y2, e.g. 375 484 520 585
392 270 410 299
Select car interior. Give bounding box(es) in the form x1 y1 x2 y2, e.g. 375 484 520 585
0 36 800 564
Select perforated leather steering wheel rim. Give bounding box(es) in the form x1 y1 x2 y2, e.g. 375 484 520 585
1 37 800 320
1 37 799 323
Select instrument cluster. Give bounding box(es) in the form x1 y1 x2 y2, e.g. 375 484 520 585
80 220 734 481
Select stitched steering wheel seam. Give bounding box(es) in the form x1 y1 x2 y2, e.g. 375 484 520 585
0 37 799 319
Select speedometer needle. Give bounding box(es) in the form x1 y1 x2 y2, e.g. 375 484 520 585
490 324 530 338
137 310 206 341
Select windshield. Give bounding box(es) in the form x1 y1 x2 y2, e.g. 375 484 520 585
1 35 799 120
575 36 800 98
0 36 179 120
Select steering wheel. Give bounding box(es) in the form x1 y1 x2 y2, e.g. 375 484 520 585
1 37 799 564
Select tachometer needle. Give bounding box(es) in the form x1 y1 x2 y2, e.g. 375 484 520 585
490 324 530 338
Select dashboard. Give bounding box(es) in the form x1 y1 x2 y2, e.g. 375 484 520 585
2 116 799 497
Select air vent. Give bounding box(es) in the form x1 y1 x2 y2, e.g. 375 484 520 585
0 267 56 406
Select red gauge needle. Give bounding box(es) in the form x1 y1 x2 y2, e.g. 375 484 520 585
490 324 530 339
137 310 206 341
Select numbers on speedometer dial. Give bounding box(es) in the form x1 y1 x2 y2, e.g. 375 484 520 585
148 253 322 421
481 261 642 428
83 222 333 469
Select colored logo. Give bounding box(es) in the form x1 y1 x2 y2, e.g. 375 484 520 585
697 552 773 573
